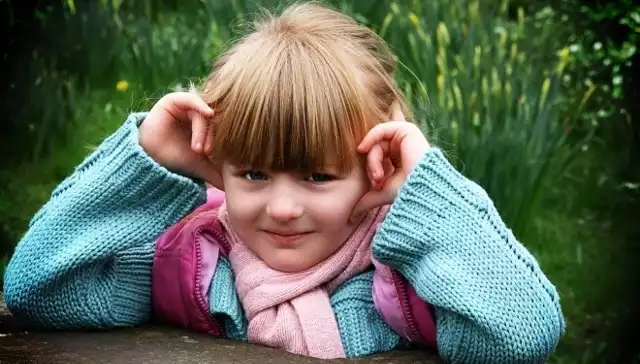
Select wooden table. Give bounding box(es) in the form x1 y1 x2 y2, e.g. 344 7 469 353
0 293 439 364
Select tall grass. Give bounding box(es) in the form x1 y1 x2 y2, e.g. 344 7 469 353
370 0 595 241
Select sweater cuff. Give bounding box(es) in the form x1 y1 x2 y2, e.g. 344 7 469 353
92 112 206 220
111 240 156 325
371 148 489 270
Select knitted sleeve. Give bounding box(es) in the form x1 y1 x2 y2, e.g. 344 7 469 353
2 113 206 330
371 148 565 364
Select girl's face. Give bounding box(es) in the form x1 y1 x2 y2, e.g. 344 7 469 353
221 161 370 272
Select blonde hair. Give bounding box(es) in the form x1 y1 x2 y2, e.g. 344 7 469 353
200 2 410 174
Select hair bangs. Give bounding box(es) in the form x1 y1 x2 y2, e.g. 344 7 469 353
210 35 374 175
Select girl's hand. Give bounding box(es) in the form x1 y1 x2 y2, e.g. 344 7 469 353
350 109 430 223
138 92 224 189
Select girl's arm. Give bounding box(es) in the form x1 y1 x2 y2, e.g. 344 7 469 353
371 148 565 364
3 113 206 330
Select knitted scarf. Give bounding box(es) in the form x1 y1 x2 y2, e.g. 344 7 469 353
217 203 388 359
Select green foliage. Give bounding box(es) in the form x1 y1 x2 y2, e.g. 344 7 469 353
511 0 638 138
568 0 638 101
2 1 124 163
566 4 634 115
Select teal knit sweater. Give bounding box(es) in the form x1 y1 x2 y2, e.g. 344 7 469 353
3 113 565 363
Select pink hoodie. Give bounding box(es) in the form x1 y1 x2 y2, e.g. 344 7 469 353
150 188 438 353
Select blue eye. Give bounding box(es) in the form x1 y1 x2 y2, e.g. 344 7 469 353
243 171 267 181
306 173 335 184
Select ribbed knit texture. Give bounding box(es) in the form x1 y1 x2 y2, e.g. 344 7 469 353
372 148 566 363
208 256 248 341
3 113 206 329
330 270 402 358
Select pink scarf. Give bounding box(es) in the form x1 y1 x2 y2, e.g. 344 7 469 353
217 203 388 359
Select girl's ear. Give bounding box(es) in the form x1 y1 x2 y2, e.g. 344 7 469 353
200 163 224 191
203 156 225 191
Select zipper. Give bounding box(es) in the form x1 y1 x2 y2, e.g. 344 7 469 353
391 270 424 343
207 224 232 254
194 224 229 338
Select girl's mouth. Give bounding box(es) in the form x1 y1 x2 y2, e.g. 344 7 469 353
263 230 312 245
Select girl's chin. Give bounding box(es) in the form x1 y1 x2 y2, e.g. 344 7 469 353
261 254 319 273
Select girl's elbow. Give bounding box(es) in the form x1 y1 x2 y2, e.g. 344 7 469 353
438 303 565 363
3 261 60 329
3 272 39 326
498 307 566 362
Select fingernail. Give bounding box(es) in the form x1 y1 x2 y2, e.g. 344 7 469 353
195 142 202 151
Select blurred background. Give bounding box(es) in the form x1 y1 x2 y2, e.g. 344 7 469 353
0 0 638 362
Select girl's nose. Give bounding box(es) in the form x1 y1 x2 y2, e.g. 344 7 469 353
266 196 303 222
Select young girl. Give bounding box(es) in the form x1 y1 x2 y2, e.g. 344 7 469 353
3 3 565 363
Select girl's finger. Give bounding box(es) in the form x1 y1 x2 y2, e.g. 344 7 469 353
203 118 215 155
367 143 385 181
190 111 208 153
169 92 214 117
381 157 395 179
357 122 404 152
